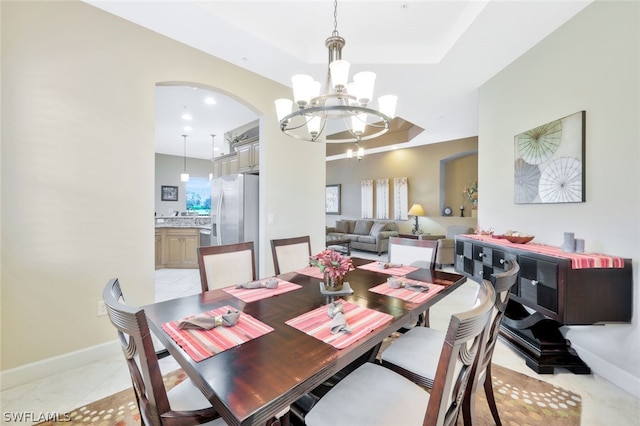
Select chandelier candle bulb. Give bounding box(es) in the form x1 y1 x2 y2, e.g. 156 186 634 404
275 99 293 122
378 95 398 118
330 60 350 89
353 71 376 105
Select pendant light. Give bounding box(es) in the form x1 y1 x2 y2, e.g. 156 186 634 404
180 134 189 182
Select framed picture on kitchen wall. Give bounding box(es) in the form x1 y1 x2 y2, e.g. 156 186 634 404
161 185 179 201
514 111 585 204
326 184 341 215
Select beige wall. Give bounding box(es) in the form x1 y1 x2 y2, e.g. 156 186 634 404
479 1 639 394
326 137 478 236
1 0 326 373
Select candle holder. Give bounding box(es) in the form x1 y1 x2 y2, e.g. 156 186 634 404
460 205 465 217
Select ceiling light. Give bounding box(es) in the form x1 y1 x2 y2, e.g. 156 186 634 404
181 106 192 121
275 0 397 144
180 134 189 182
204 97 216 105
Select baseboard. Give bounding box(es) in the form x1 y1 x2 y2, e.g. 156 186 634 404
572 342 640 399
0 340 120 391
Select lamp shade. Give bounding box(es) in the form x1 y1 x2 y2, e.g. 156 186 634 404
408 204 426 217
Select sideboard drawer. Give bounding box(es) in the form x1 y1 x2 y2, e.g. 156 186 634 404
518 256 558 314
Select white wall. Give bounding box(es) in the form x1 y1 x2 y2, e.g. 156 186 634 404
479 1 639 396
1 0 326 375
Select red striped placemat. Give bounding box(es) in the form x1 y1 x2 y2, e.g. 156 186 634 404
368 279 445 304
357 261 419 276
285 299 393 349
162 306 274 362
295 265 324 279
463 234 625 269
222 278 302 303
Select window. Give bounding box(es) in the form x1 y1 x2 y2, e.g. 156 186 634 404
186 178 211 215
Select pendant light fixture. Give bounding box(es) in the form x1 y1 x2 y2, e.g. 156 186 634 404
275 0 397 143
180 134 189 182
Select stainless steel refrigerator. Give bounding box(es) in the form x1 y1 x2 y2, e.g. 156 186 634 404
210 174 259 248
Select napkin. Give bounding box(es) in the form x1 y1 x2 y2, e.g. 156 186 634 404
387 277 429 292
236 278 279 289
327 302 351 334
177 309 241 330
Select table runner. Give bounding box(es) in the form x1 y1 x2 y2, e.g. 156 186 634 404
285 299 393 349
162 305 274 362
295 265 324 279
368 279 445 304
357 261 419 276
222 278 302 303
462 234 625 269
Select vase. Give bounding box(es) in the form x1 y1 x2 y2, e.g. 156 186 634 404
324 273 344 292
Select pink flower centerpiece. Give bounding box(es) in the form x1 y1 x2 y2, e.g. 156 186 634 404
310 249 354 291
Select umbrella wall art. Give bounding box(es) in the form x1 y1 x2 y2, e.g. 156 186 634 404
514 111 585 204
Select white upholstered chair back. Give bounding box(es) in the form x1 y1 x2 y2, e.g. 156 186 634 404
198 242 256 292
388 237 438 269
270 236 312 275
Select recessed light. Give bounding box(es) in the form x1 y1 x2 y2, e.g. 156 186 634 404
204 97 216 105
181 113 192 121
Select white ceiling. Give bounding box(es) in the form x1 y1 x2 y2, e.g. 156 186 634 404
86 0 592 160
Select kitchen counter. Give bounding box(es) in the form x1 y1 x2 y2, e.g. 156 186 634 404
155 216 211 228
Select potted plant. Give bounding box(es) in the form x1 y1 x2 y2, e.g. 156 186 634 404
310 249 354 291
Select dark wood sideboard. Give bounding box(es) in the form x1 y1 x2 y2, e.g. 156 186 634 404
454 235 633 374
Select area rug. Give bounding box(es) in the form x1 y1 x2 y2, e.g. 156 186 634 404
36 363 581 426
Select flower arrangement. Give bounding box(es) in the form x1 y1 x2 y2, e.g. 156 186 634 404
310 249 354 280
463 180 478 204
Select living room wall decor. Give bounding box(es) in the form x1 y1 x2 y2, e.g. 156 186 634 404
361 180 373 218
514 110 585 204
393 177 409 220
376 179 389 219
326 184 341 215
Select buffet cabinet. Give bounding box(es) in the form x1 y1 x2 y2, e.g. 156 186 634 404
455 235 633 374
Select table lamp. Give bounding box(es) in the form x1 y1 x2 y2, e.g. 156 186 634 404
407 204 426 234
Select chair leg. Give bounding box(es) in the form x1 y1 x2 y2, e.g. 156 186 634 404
483 363 502 426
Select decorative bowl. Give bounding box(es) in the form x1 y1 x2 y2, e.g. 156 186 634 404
503 235 534 244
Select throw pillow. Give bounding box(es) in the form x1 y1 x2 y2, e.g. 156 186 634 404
334 220 349 233
353 220 374 235
369 222 387 236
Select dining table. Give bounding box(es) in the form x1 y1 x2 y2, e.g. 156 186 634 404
142 257 467 426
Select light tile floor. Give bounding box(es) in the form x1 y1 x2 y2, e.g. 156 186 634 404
1 251 638 425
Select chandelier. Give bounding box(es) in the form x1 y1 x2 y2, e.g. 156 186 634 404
275 0 397 144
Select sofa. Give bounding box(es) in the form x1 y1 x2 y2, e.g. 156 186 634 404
435 226 475 267
327 219 399 255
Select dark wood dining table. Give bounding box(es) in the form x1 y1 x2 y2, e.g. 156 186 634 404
142 258 466 426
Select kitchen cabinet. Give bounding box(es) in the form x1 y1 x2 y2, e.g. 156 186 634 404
455 235 632 374
212 153 238 179
236 136 259 173
155 228 200 269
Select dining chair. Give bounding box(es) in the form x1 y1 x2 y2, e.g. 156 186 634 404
270 235 312 275
304 280 496 426
198 242 256 292
388 236 438 269
388 236 438 327
380 260 520 426
102 278 226 426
